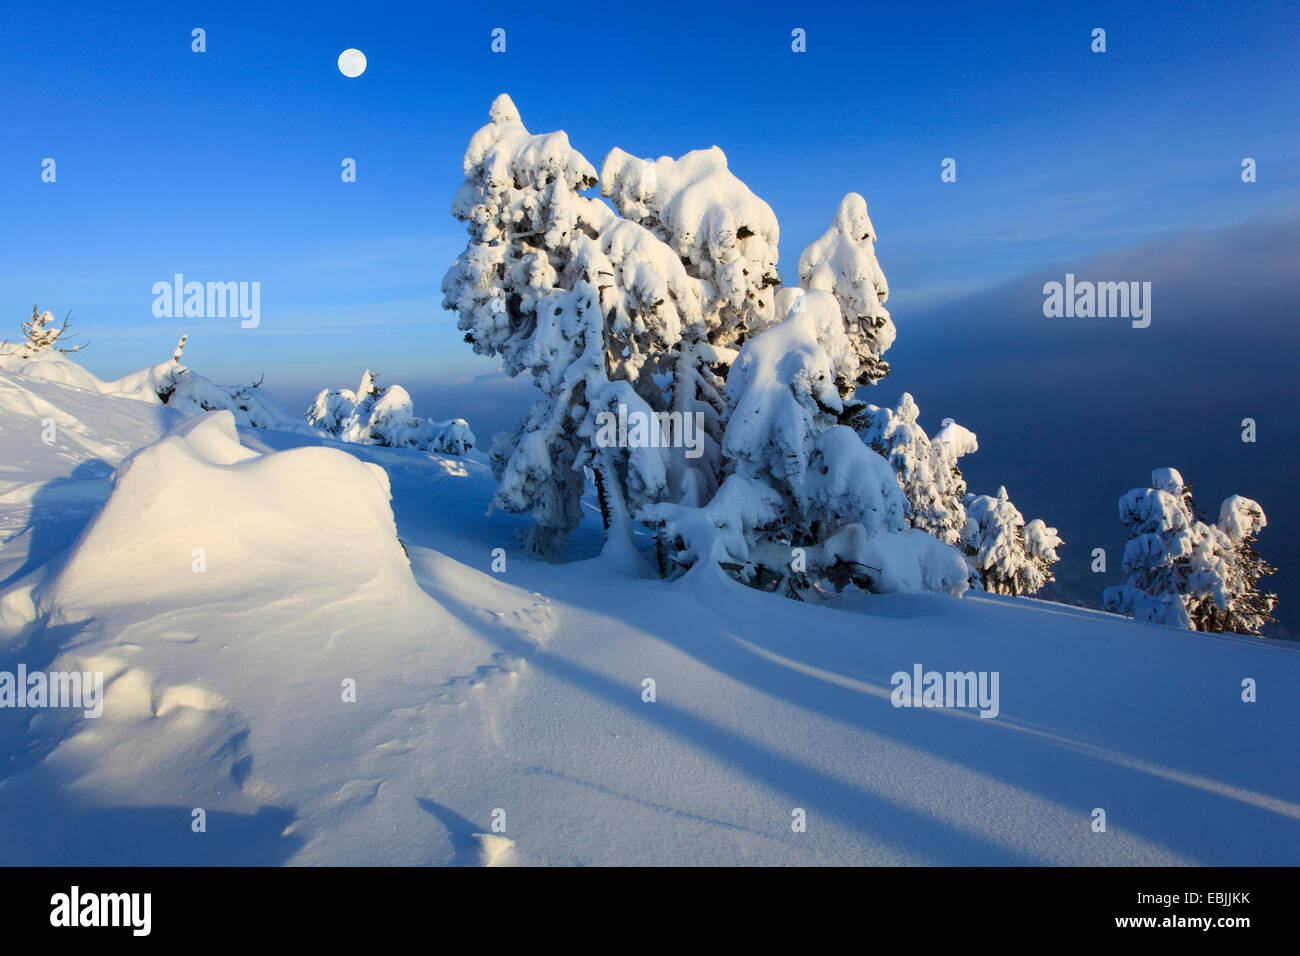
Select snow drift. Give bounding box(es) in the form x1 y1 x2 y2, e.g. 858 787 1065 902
1 342 301 430
34 410 422 622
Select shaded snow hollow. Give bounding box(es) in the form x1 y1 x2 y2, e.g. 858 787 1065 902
0 365 1297 865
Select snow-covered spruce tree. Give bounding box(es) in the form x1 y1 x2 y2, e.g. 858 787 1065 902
860 392 1060 594
962 486 1063 596
442 95 779 556
1104 468 1278 635
305 374 361 437
861 393 977 548
1209 496 1279 635
1024 517 1065 590
1103 468 1198 627
643 289 967 597
307 370 475 455
339 369 383 443
166 371 284 429
492 264 673 563
366 385 475 454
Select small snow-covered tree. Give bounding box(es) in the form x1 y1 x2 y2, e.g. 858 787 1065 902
862 393 976 547
1103 468 1198 627
166 371 284 429
1209 496 1279 635
12 306 85 358
336 369 383 440
132 334 287 428
962 487 1062 596
861 393 1059 595
306 380 358 436
1104 468 1278 635
1024 518 1065 591
152 335 189 401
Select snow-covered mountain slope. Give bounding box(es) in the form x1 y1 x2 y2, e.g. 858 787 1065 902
0 365 1296 865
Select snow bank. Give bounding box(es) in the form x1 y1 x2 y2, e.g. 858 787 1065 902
1 346 299 430
855 527 970 595
36 411 420 621
1 347 156 403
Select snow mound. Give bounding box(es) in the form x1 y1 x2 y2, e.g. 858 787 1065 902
1 346 301 430
37 410 420 622
1 348 158 403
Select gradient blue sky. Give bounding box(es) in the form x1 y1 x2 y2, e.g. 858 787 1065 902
3 0 1296 400
4 1 1299 627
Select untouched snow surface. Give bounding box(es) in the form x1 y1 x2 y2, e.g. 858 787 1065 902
0 364 1297 865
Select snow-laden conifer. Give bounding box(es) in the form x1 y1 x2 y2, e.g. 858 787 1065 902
962 486 1062 596
1105 469 1277 634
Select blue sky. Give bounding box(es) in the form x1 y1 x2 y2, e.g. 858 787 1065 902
2 0 1295 400
4 0 1299 627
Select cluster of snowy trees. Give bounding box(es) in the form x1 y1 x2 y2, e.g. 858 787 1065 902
860 395 1062 596
441 96 1060 599
307 370 475 455
1104 468 1278 636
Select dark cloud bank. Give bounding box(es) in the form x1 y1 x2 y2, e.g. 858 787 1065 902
884 210 1300 635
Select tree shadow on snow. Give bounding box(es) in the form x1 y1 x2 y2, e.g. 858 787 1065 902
429 584 1045 865
432 562 1300 864
597 574 1300 864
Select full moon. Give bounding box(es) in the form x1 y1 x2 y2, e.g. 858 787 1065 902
337 49 366 78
